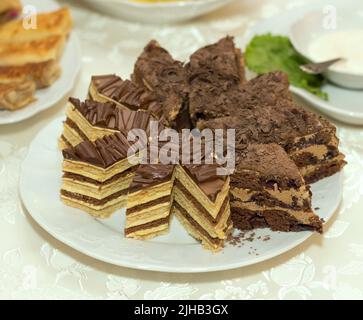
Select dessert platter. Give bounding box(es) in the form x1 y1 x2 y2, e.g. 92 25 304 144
20 37 346 272
0 0 81 124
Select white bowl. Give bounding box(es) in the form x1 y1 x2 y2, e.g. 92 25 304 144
290 8 363 89
82 0 232 24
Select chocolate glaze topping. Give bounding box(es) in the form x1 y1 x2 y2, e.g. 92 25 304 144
183 164 227 202
63 132 134 168
129 164 175 191
69 97 159 135
91 74 162 117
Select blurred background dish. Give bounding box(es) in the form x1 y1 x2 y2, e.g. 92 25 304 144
290 8 363 89
81 0 233 24
0 0 81 124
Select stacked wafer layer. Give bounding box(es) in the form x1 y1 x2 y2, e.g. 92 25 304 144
59 97 156 150
125 164 175 240
61 132 140 218
173 164 231 251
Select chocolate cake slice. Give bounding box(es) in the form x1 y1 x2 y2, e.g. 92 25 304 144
61 132 140 218
194 66 345 183
173 164 232 252
125 164 175 240
132 40 189 128
88 74 163 119
231 144 323 232
59 97 157 149
186 36 245 124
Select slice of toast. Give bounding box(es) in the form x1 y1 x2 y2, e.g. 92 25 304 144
0 7 72 41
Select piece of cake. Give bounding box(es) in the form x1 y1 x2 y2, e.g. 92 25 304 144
61 132 140 218
132 40 189 128
88 74 163 119
0 77 36 110
230 144 323 232
60 97 157 149
125 164 175 240
186 36 245 124
173 164 232 252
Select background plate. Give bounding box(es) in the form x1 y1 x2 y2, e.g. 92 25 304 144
0 0 81 125
19 118 343 273
242 0 363 125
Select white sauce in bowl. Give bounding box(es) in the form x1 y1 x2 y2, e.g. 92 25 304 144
308 31 363 74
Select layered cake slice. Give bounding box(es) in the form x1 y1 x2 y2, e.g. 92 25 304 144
59 97 156 149
132 40 189 128
231 144 323 233
236 71 346 183
173 164 232 252
88 74 163 119
61 132 140 218
125 165 175 240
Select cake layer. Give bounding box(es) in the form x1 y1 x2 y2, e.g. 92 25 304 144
230 200 322 231
126 198 171 229
62 169 134 200
175 164 229 218
173 183 230 239
172 204 228 252
231 206 323 233
230 185 311 210
61 189 128 218
300 154 346 184
124 217 170 240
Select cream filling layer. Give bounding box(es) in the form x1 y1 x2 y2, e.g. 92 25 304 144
173 187 230 239
62 156 139 182
290 128 336 152
126 180 174 209
126 202 171 228
172 207 223 252
231 185 310 207
66 103 118 142
174 164 230 219
62 173 134 200
125 224 169 240
230 200 316 225
299 154 345 176
61 194 126 215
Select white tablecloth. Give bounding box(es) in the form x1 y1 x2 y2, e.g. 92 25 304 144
1 0 363 299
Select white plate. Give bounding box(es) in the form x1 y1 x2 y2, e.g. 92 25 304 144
19 117 343 273
0 0 81 125
242 0 363 125
82 0 232 24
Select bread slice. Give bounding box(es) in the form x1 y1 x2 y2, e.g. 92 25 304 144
0 7 72 41
0 79 36 111
0 0 21 24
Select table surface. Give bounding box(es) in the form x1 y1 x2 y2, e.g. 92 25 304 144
1 0 363 300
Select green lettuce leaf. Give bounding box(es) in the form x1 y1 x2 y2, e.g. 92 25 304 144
245 34 328 100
